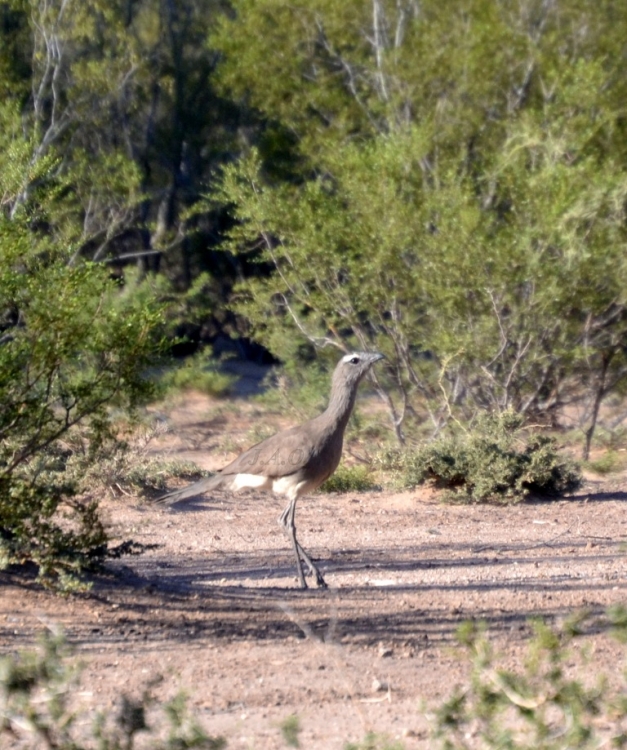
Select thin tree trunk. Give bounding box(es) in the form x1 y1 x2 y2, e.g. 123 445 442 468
583 350 613 461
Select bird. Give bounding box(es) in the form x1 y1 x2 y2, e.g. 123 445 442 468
156 351 385 589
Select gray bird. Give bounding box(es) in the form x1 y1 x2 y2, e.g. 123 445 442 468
156 351 385 588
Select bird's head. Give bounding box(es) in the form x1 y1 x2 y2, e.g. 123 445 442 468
332 351 385 390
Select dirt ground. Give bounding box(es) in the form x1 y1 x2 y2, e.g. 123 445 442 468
1 391 627 748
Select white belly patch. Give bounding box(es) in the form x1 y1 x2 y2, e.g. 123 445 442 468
229 474 273 492
228 472 310 500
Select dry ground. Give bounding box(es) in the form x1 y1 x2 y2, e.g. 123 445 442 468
1 391 627 748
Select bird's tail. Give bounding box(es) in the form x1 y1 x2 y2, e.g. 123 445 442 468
154 473 225 506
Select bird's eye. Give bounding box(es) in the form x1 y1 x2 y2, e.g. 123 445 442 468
350 356 360 364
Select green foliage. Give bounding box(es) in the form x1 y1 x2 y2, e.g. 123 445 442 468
320 465 378 494
161 350 234 398
0 108 166 585
0 630 225 749
608 604 627 644
379 411 581 503
593 425 627 452
585 451 626 475
434 614 627 749
279 713 301 748
162 692 226 750
1 0 233 265
212 0 627 451
5 613 627 750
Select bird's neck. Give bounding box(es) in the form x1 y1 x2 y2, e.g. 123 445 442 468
323 380 358 432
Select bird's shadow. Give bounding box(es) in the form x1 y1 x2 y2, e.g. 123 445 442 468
164 499 222 512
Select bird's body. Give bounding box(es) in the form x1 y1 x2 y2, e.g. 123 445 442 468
157 351 384 588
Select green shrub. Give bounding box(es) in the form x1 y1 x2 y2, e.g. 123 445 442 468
320 464 378 493
434 613 627 749
254 359 336 423
0 151 165 584
0 258 165 584
344 734 405 750
161 351 234 397
5 611 627 750
592 425 627 452
379 411 582 503
57 424 208 497
585 450 626 475
280 714 301 747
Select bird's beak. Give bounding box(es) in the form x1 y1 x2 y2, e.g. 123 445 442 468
370 352 385 363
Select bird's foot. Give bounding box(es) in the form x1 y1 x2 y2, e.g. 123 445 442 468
308 564 327 589
297 571 325 589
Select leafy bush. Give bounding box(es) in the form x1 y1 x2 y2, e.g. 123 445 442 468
0 115 166 585
213 1 627 455
344 734 405 750
0 253 164 583
585 450 625 475
378 411 581 503
5 610 627 750
255 358 339 423
319 464 378 493
279 713 301 747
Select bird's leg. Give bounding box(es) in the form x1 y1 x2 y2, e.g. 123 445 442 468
294 539 327 589
300 547 327 589
278 499 327 589
279 498 307 588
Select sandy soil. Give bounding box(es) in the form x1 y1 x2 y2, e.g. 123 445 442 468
1 392 627 748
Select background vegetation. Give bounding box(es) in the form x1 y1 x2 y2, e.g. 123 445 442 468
1 5 626 747
1 0 626 574
3 1 627 447
212 0 627 456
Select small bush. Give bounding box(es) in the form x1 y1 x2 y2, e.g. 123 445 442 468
59 423 208 496
161 351 234 397
280 713 301 747
255 361 334 422
434 613 627 749
585 450 626 475
592 425 627 452
0 630 225 749
0 217 165 584
380 411 582 503
320 464 378 493
344 733 405 750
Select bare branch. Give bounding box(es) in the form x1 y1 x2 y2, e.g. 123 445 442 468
314 17 385 133
278 294 345 352
371 0 390 102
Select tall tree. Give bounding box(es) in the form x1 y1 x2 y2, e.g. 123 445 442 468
1 0 239 283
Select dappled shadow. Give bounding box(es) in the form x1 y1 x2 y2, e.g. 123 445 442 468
23 525 613 653
3 487 625 658
1 543 622 659
120 533 624 589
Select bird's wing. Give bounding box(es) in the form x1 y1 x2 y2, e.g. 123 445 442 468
155 423 320 506
219 423 318 479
